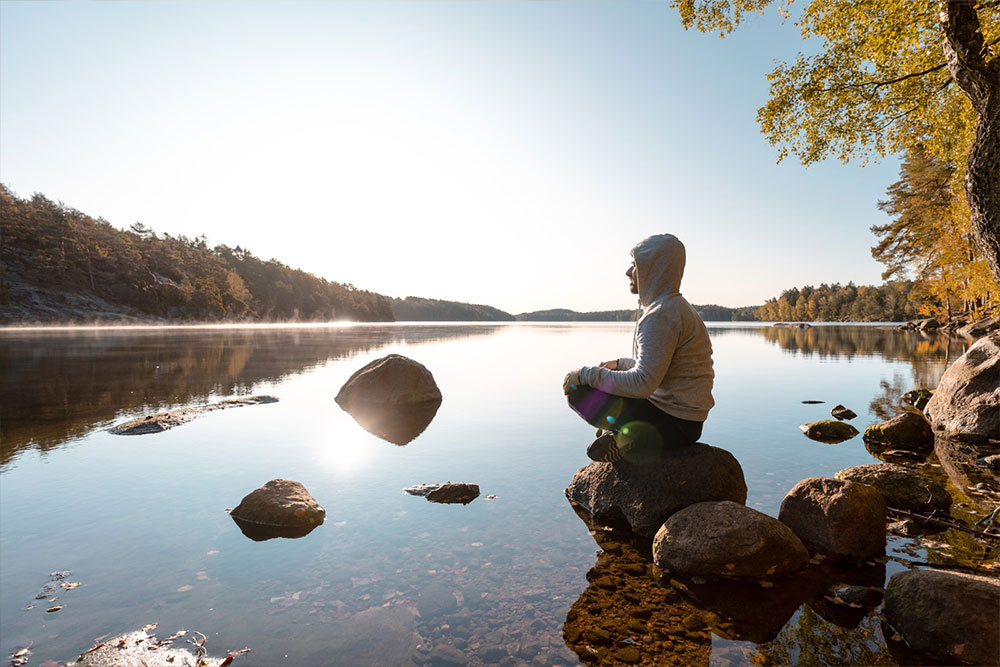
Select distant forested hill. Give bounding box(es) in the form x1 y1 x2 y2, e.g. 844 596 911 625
0 186 393 323
515 305 757 321
392 297 514 321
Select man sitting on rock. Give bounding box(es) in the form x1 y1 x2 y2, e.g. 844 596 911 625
563 233 715 463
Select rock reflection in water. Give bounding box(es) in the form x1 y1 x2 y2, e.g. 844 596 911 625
563 503 712 665
338 399 442 445
231 515 323 541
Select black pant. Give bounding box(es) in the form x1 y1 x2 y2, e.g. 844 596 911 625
567 386 702 462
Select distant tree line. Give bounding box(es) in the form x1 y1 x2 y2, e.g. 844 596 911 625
392 297 514 321
755 281 919 322
0 186 393 322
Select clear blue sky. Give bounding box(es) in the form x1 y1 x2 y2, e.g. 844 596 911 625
0 1 902 313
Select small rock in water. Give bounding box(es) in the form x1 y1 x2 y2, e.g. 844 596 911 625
830 404 857 421
801 400 824 404
800 420 859 443
405 482 480 505
901 388 933 411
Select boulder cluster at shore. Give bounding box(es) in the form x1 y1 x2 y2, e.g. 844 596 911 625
565 329 1000 665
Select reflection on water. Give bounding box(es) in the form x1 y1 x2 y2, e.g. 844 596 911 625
0 323 991 666
337 400 442 445
230 515 323 542
0 325 498 467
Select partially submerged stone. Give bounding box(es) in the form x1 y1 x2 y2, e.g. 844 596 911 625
901 388 933 411
336 354 442 405
863 411 934 451
565 442 747 538
778 477 886 563
405 482 480 505
111 395 278 435
924 332 1000 439
835 463 952 514
73 629 228 666
830 405 857 421
885 569 1000 666
652 501 809 578
230 479 325 541
800 420 859 443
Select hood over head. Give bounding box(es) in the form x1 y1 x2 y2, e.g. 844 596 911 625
630 233 685 305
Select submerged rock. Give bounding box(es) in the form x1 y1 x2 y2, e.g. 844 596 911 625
863 411 934 451
778 477 886 563
800 420 859 443
652 501 809 578
336 354 442 405
111 395 278 435
405 482 480 505
73 628 228 666
924 332 1000 439
835 463 952 514
830 405 857 420
230 479 325 541
565 442 747 538
901 388 933 411
885 569 1000 666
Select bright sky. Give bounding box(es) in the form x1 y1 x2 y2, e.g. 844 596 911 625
0 1 902 314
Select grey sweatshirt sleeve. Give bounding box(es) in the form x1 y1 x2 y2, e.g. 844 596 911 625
617 357 636 371
579 311 680 398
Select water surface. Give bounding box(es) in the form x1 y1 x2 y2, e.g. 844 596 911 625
0 323 982 665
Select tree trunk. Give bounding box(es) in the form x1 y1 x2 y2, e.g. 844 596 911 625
941 0 1000 284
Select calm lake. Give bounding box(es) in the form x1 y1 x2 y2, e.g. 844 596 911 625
0 323 983 665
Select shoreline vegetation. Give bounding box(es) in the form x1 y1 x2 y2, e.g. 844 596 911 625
0 185 993 326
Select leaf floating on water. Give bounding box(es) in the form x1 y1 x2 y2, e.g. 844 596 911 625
23 605 35 611
50 571 70 580
177 585 193 593
141 623 158 632
59 581 81 590
759 581 774 588
163 629 188 642
46 604 63 612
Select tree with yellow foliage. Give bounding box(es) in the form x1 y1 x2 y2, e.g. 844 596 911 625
673 0 1000 292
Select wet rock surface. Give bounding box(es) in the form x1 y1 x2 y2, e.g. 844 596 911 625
229 479 325 540
835 463 952 514
830 404 857 420
801 419 859 443
778 477 886 563
110 395 278 435
406 483 481 505
957 316 1000 338
885 569 1000 666
901 388 933 411
565 442 747 537
336 354 442 405
924 332 1000 439
652 501 809 578
863 411 934 451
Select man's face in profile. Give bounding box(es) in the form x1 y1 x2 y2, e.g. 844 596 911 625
626 262 637 294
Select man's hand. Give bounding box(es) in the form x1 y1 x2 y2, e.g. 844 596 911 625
599 360 618 370
563 369 582 394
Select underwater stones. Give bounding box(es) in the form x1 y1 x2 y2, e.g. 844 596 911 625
835 463 952 514
778 477 886 563
230 479 325 541
652 501 809 578
336 354 442 405
885 569 1000 666
863 411 934 451
924 332 1000 439
800 420 859 443
830 404 857 420
565 442 747 538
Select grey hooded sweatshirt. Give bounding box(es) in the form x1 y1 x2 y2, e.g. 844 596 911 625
578 234 715 422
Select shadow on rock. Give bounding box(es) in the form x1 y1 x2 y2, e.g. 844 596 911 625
337 399 442 445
